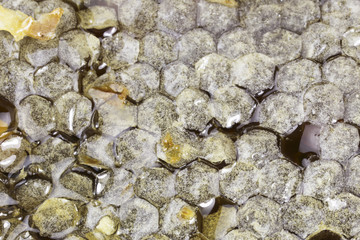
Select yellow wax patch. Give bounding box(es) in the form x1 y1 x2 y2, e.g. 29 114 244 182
161 132 181 164
206 0 239 7
177 206 196 221
0 4 63 41
95 216 117 235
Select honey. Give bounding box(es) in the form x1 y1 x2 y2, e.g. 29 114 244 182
161 132 182 164
0 5 63 41
177 206 196 221
93 82 129 103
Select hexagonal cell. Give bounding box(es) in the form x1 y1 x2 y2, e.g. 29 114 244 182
0 60 34 106
157 0 197 35
219 162 259 205
301 23 341 62
303 83 344 125
60 170 94 199
196 53 231 96
244 4 281 34
283 195 325 239
100 168 135 207
77 6 118 30
176 88 211 131
200 199 237 239
342 27 360 63
257 28 302 65
322 56 360 95
235 129 282 168
18 95 55 140
281 0 320 34
176 161 219 205
321 0 360 34
54 92 92 137
237 196 281 238
117 0 158 37
197 0 238 36
101 32 139 70
201 132 236 165
325 192 360 238
59 29 100 70
96 94 137 137
84 203 118 233
230 53 276 95
115 129 158 174
34 62 79 100
178 29 216 66
35 0 77 35
217 27 256 60
32 198 82 238
160 198 198 240
79 134 115 168
258 158 301 204
156 123 202 168
0 134 30 173
138 94 178 135
134 167 176 207
209 86 255 128
31 136 75 165
259 92 304 135
302 160 344 199
319 123 359 164
1 0 38 17
276 59 322 95
161 61 199 98
0 31 19 65
15 178 52 213
139 31 177 70
116 63 160 102
118 197 159 240
82 70 109 102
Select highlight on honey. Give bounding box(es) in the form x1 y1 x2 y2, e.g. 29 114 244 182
206 0 239 7
161 132 182 164
0 4 64 41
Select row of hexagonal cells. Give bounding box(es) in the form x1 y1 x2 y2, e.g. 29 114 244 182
2 118 360 239
2 55 360 140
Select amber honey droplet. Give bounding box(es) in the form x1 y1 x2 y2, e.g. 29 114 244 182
161 132 181 164
177 206 196 221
